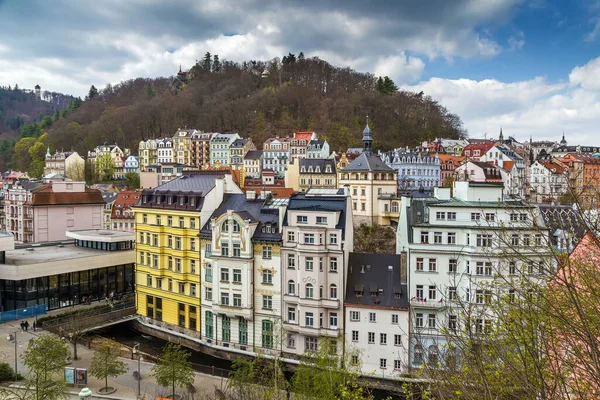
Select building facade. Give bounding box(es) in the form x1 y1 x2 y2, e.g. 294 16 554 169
124 156 140 174
529 160 569 203
286 158 337 192
243 150 263 179
230 138 255 167
191 132 215 168
306 139 330 159
263 137 292 177
44 149 85 180
210 133 241 167
87 142 130 179
380 150 441 192
110 190 140 231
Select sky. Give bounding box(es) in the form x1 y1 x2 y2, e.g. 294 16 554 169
1 0 599 144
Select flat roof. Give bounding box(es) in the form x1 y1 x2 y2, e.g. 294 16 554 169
66 229 135 242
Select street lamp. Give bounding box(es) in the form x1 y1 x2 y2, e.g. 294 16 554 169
133 343 142 397
6 331 17 379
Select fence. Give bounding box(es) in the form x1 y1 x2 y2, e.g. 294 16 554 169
42 301 135 333
0 304 47 323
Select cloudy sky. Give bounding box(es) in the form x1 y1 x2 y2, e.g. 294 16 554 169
1 0 599 144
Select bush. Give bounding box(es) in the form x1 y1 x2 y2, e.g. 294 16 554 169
0 362 16 381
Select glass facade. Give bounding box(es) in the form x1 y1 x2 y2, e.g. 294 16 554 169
0 264 135 312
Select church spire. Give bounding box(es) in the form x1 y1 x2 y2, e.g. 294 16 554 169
362 115 373 156
499 126 504 142
45 145 51 159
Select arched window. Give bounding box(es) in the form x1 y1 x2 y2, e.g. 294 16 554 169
288 280 295 295
222 220 229 232
232 220 240 233
391 202 399 213
330 284 337 299
428 345 439 367
305 283 313 298
414 345 424 365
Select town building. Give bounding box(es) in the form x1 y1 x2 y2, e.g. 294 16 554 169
199 192 286 354
479 144 526 198
102 192 118 230
0 229 135 312
191 132 216 168
438 154 465 187
281 188 353 359
173 129 195 165
290 132 317 161
210 133 241 167
454 161 505 184
5 181 104 243
306 139 330 159
243 150 263 179
134 172 243 339
140 163 189 189
124 156 140 174
344 253 409 378
110 190 141 232
87 142 130 179
244 170 295 198
397 181 552 369
538 204 586 254
230 138 255 167
461 141 495 161
338 122 399 226
379 149 441 193
286 158 337 192
529 160 569 203
138 139 159 171
44 149 85 181
263 137 292 177
157 138 174 165
558 153 600 208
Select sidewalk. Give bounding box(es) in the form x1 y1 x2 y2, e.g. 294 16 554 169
0 315 229 399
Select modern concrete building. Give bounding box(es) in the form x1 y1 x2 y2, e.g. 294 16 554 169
0 229 135 312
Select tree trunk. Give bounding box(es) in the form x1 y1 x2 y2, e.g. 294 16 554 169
73 341 78 360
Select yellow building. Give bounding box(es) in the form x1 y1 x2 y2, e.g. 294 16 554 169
286 158 337 192
134 172 243 336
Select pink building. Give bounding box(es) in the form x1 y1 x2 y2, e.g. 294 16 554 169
7 181 104 243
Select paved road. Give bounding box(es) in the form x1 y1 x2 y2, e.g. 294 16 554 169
0 315 228 399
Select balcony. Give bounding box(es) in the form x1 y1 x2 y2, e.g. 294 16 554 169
283 323 340 337
283 295 339 309
212 304 253 320
410 298 448 309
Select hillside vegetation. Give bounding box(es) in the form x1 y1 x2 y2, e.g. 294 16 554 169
4 54 466 174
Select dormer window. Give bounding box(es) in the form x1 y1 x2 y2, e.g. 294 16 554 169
308 166 313 173
168 196 172 204
370 286 378 296
301 166 306 173
232 220 240 233
179 197 185 206
325 165 332 173
315 166 320 173
355 284 364 298
222 220 229 232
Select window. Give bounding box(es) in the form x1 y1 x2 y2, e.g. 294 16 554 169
434 232 443 244
221 241 229 256
179 282 185 294
519 213 528 221
416 285 424 299
233 269 241 283
485 213 495 221
191 260 196 274
428 314 436 329
330 313 338 328
287 231 295 242
153 255 158 268
429 285 437 300
179 217 185 228
316 216 327 224
443 231 456 244
330 284 338 299
221 292 229 305
205 264 213 282
205 243 212 256
380 359 387 369
288 254 295 268
305 312 314 326
175 258 182 273
510 213 518 222
305 257 314 271
302 282 315 298
380 333 387 345
205 311 213 338
287 333 295 348
511 234 519 246
147 274 152 287
262 320 273 349
509 262 517 275
471 212 481 221
449 259 457 273
305 337 318 352
429 258 437 272
428 345 439 367
416 258 424 271
304 233 315 244
476 289 484 304
262 270 273 284
222 316 231 342
220 268 230 282
368 332 375 343
392 314 399 324
262 246 272 259
288 307 296 323
415 313 424 328
476 234 493 247
436 211 446 220
448 286 457 300
329 257 338 272
352 330 359 341
448 315 458 331
508 289 516 303
420 231 429 243
523 234 531 246
330 233 338 244
297 215 308 224
226 292 239 307
205 287 212 301
232 220 240 233
350 311 360 321
263 295 273 309
414 344 424 365
535 234 543 246
190 218 196 229
394 359 402 370
222 220 229 232
369 312 376 322
239 318 248 345
153 234 158 247
447 212 456 221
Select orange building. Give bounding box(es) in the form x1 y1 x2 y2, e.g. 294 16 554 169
437 154 465 186
559 153 600 207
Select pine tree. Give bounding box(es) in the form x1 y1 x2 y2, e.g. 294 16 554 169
298 51 305 61
145 84 155 99
202 52 212 71
212 54 221 73
87 85 99 100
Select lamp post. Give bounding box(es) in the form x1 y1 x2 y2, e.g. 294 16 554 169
133 343 141 397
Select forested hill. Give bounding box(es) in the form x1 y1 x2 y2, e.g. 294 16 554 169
5 54 466 173
0 85 76 137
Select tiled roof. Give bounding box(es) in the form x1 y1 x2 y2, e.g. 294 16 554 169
345 253 408 309
111 190 142 219
299 158 336 174
29 187 105 206
342 153 394 172
151 174 220 193
541 161 566 174
294 132 314 142
244 150 263 160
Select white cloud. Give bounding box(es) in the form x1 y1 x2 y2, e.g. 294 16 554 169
508 31 525 51
403 57 600 145
373 53 425 84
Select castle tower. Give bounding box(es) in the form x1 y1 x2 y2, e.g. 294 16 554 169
34 85 41 99
362 116 373 156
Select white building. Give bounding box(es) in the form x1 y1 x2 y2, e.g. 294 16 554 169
124 156 140 174
529 160 568 203
306 139 330 159
210 133 241 167
44 149 85 180
479 144 526 198
263 137 292 177
344 253 409 379
200 192 286 354
157 138 174 165
281 189 353 358
397 181 552 369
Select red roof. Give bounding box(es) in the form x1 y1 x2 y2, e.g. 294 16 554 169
294 132 314 142
29 187 105 206
541 161 566 174
111 190 141 219
503 160 514 172
462 142 495 157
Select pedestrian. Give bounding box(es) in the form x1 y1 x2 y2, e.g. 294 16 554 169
20 321 24 331
25 321 29 331
32 320 36 331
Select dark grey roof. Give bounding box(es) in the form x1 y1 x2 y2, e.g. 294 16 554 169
538 204 587 242
231 138 249 148
245 150 263 160
199 194 282 242
342 153 393 172
152 174 220 193
299 158 336 174
345 253 408 309
20 181 45 191
282 192 348 237
102 193 118 204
